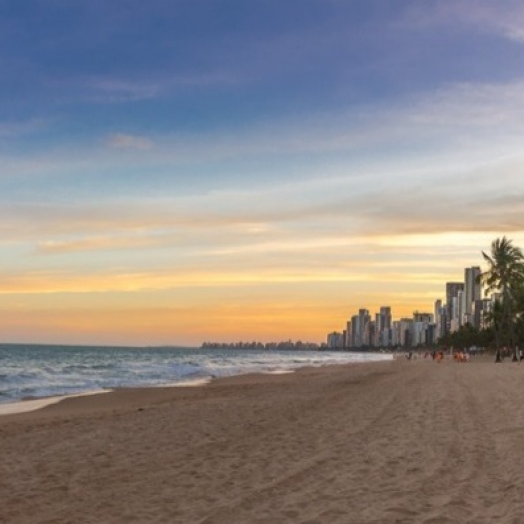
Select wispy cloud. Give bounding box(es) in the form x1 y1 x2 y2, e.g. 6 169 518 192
107 133 153 150
3 79 524 179
84 78 162 103
0 160 520 269
0 264 451 295
404 0 524 43
36 235 161 254
2 79 524 269
150 79 524 161
74 70 244 104
0 119 46 138
2 151 524 245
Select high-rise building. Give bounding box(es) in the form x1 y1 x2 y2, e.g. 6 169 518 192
327 332 344 349
350 314 360 347
434 299 445 339
358 309 371 347
369 320 376 348
399 318 413 347
378 306 392 347
391 321 400 346
464 266 481 324
446 282 464 333
374 313 381 347
449 293 461 333
413 311 433 323
457 289 465 328
473 299 490 330
412 311 435 345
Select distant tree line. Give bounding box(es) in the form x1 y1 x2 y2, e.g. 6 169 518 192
201 340 321 350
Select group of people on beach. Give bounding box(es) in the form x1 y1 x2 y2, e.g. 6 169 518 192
419 349 467 362
431 350 445 363
407 346 524 364
408 349 447 362
452 351 470 363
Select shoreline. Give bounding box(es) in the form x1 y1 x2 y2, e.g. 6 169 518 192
0 354 393 416
0 351 492 418
0 389 113 416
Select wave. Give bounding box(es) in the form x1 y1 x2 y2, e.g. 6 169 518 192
0 345 392 404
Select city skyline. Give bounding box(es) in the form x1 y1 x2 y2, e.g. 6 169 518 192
332 263 491 349
2 2 524 346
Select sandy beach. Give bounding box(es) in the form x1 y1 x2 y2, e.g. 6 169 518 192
2 356 524 523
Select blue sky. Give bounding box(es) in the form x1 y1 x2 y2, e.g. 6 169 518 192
1 1 524 345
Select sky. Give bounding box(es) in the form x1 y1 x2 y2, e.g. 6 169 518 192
2 0 524 346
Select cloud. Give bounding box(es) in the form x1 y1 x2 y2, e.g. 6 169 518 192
155 80 524 161
0 262 453 296
84 78 162 103
3 78 524 181
107 133 153 150
36 235 161 254
2 145 524 246
0 119 46 138
404 0 524 43
405 82 524 128
2 78 524 267
73 71 244 104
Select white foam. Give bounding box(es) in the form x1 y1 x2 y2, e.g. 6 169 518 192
154 377 212 388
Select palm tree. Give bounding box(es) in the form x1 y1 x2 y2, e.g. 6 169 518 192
513 285 524 350
483 299 504 361
480 237 524 361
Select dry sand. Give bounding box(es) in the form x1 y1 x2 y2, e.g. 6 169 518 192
1 356 524 523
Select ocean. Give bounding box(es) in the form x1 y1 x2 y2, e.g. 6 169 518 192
0 344 392 405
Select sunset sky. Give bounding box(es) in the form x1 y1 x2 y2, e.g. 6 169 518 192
2 1 524 346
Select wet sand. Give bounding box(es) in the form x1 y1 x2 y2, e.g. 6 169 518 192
1 356 524 523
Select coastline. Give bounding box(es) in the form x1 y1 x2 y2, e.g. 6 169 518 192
0 350 393 415
2 357 524 523
0 389 113 416
0 345 393 409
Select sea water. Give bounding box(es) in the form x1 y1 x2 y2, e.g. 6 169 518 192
0 344 392 405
